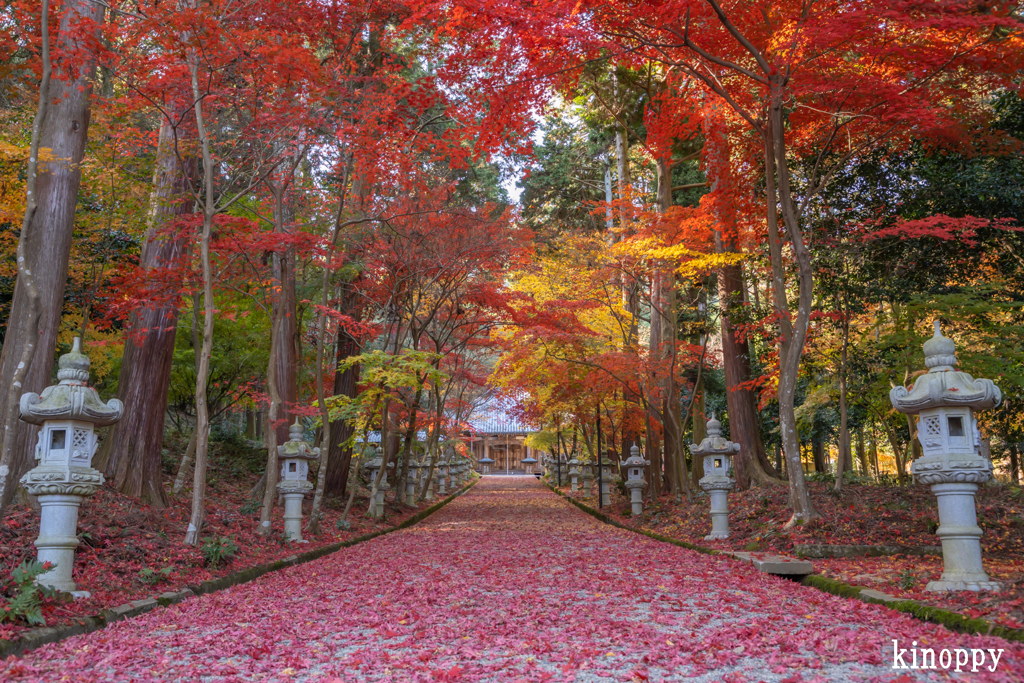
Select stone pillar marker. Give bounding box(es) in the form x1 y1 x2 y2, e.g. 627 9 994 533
890 321 1002 592
276 419 319 542
568 457 581 492
690 414 739 540
623 445 649 516
18 337 123 596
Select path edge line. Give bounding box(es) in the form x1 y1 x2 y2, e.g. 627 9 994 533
545 482 1024 644
0 476 479 659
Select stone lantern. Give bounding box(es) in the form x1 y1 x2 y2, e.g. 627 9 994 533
436 457 449 496
691 413 740 540
365 446 391 519
597 456 617 507
890 321 1002 592
405 458 422 506
478 453 494 475
276 419 319 542
522 454 537 474
623 445 650 516
568 457 581 492
18 338 123 596
580 460 595 499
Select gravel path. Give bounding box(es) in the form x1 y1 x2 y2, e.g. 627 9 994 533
3 476 1021 682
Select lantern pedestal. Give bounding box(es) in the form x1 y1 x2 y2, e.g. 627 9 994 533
34 492 91 595
921 476 1000 591
373 482 390 519
699 480 733 540
624 480 643 516
278 482 313 542
581 470 594 499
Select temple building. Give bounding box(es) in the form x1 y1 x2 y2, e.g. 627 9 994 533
465 400 538 474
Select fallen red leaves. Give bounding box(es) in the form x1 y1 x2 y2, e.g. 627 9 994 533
0 442 447 642
2 476 1020 682
565 479 1024 632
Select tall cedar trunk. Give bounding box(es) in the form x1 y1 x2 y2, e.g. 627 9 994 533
325 330 360 496
856 426 868 475
0 0 104 513
765 100 817 524
715 234 779 489
689 386 706 487
646 267 663 498
812 438 825 473
835 297 851 491
272 232 298 446
99 119 195 507
655 158 689 501
1008 442 1019 485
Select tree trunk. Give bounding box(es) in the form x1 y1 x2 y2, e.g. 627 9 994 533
689 384 706 488
856 426 868 475
870 430 880 478
99 118 196 507
765 100 817 524
325 295 361 497
835 310 851 492
0 0 105 514
716 234 780 489
171 428 199 496
272 228 298 447
183 53 217 546
811 438 825 473
1008 442 1019 486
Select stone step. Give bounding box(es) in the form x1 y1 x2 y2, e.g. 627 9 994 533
724 551 814 576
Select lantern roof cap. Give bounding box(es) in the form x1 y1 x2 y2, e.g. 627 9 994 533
277 419 319 460
689 413 740 457
889 321 1001 414
19 337 123 427
478 456 495 464
521 456 538 464
623 444 649 467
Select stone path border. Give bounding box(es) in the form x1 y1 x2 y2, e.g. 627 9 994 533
795 543 942 558
0 477 479 659
546 482 1024 644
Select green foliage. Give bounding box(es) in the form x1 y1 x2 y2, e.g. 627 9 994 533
201 536 239 568
0 560 59 626
898 569 918 590
240 497 261 516
138 567 173 585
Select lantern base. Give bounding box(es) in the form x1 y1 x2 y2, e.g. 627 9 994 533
280 491 307 542
923 481 1000 592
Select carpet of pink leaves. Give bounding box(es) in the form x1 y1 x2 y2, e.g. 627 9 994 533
0 471 438 642
2 476 1021 682
570 479 1024 631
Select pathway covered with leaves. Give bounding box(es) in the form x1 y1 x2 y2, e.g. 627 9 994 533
3 477 1022 682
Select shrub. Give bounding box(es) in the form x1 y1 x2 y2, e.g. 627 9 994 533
0 560 59 626
201 536 239 567
898 569 918 590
